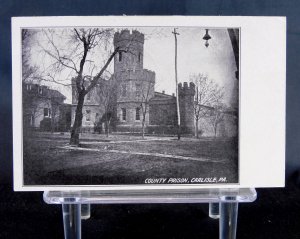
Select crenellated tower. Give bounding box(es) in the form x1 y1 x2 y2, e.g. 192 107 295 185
113 29 155 132
114 29 145 73
178 82 195 134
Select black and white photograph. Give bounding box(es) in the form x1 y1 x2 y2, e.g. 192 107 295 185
12 16 285 190
20 25 239 187
0 6 294 238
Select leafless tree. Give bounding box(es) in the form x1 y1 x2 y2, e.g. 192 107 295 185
98 76 117 137
207 103 226 137
36 28 134 145
22 29 40 83
137 80 154 139
190 73 224 138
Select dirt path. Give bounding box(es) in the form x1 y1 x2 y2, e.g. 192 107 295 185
58 145 227 163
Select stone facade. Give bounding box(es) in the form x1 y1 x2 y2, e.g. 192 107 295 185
178 82 195 134
113 30 155 132
71 29 196 135
71 78 117 133
71 29 237 137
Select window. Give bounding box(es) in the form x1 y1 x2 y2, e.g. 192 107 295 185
38 87 43 94
44 108 51 118
26 84 31 91
121 108 126 121
138 52 142 63
86 110 91 122
121 84 127 97
119 52 122 62
86 92 91 101
135 83 141 97
135 107 140 121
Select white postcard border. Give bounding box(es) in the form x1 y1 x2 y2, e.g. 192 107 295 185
12 16 286 191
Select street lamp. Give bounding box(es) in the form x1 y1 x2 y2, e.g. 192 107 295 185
203 29 211 47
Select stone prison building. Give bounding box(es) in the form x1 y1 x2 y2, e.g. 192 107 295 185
71 30 237 137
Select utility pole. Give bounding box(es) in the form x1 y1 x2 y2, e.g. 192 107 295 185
172 28 181 140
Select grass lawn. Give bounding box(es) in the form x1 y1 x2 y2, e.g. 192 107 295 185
23 132 238 186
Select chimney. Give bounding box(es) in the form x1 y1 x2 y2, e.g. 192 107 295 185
162 90 165 94
172 93 175 97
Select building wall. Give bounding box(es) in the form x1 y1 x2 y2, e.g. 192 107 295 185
31 99 52 128
71 78 117 132
148 93 177 135
71 105 106 132
149 93 177 126
58 104 72 132
116 102 148 132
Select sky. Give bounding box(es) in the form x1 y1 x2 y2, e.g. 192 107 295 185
28 27 237 105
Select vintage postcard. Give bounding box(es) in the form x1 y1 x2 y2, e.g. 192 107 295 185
12 16 285 191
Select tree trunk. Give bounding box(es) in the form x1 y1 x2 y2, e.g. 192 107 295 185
105 113 109 137
195 119 199 138
70 92 85 145
32 113 35 128
51 117 54 133
106 123 109 137
214 123 217 138
51 107 55 133
142 119 145 139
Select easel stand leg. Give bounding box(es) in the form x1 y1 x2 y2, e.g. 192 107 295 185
62 204 81 239
81 204 91 220
209 202 220 219
219 202 238 239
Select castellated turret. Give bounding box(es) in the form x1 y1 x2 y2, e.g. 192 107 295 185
178 82 195 134
113 29 155 132
114 29 145 73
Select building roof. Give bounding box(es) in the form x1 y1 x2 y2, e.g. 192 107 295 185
23 82 66 102
150 91 175 101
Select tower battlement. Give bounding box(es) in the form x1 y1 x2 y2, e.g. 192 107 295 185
178 82 195 95
114 29 144 44
113 30 145 72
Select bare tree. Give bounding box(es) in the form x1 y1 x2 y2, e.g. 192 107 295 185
48 88 66 133
98 77 117 137
207 103 226 137
190 73 224 138
22 29 40 83
37 28 133 145
137 80 154 139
